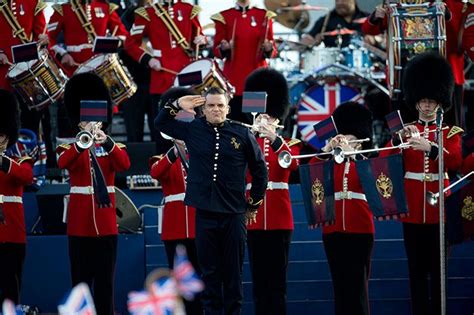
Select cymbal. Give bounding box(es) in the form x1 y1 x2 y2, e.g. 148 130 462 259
275 37 311 51
263 0 310 30
277 4 329 12
321 28 356 36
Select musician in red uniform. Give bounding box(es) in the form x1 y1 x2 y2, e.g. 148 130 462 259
0 90 34 305
124 0 205 153
0 0 47 90
47 0 128 77
211 0 276 123
149 87 202 315
243 68 298 315
309 102 374 315
380 53 463 315
56 73 130 315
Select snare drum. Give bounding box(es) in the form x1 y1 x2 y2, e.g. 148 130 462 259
174 59 235 96
75 54 137 104
7 50 68 111
301 47 340 74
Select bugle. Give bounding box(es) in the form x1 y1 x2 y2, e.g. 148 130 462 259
75 122 102 150
426 171 474 206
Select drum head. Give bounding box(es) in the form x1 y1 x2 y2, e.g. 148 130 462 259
296 82 363 149
75 54 108 74
173 59 213 87
7 50 47 78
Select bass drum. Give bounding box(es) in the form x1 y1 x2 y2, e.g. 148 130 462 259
296 82 364 149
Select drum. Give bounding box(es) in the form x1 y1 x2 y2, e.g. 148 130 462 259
301 47 340 74
173 59 235 96
387 2 446 97
342 47 372 72
296 82 363 149
75 54 137 104
289 77 310 106
7 50 68 111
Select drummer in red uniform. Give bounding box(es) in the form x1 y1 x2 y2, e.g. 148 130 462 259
380 53 463 315
124 0 205 153
47 0 128 77
243 68 300 315
149 87 202 315
211 0 276 123
0 0 48 90
310 102 375 315
0 89 34 305
56 73 130 315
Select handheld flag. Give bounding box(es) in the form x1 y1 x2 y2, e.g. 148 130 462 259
313 116 338 142
242 91 267 113
173 245 204 300
299 160 335 226
356 154 409 220
385 110 404 134
93 36 120 54
128 276 180 315
11 42 39 63
58 283 97 315
80 100 108 122
177 71 203 86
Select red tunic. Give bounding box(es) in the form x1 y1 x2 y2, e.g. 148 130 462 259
56 141 130 237
246 137 300 231
47 0 128 76
211 6 276 95
0 0 46 90
380 121 463 224
0 156 34 243
124 1 203 95
150 149 196 240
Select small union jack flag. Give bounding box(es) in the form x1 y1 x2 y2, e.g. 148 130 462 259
2 299 24 315
128 277 179 315
297 83 363 149
173 245 204 300
58 283 96 315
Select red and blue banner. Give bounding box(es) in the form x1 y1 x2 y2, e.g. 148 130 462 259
297 83 363 149
385 110 404 134
299 160 335 226
313 116 338 142
356 154 409 220
446 177 474 245
242 91 267 113
80 100 108 122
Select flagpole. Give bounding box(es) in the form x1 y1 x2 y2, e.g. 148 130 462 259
436 106 446 315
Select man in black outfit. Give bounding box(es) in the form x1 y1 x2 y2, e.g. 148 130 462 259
155 87 268 315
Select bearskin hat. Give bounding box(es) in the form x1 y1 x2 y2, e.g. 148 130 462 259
0 89 20 147
403 52 454 110
332 102 373 149
244 68 290 121
64 72 113 129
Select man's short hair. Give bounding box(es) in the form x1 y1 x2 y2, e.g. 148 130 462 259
203 87 230 102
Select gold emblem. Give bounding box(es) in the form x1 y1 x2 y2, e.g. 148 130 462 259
376 172 393 199
311 178 324 206
462 196 474 221
413 42 426 54
231 137 241 150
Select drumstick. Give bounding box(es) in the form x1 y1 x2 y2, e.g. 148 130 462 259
160 67 178 75
111 25 118 37
230 20 236 61
195 26 201 60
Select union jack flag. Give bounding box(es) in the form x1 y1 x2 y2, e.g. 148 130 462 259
58 283 96 315
173 245 204 300
2 299 24 315
297 83 363 149
128 277 179 315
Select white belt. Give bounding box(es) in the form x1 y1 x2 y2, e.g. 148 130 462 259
164 193 185 203
335 191 367 201
246 182 289 191
404 172 448 182
0 195 23 204
66 44 93 52
70 186 115 195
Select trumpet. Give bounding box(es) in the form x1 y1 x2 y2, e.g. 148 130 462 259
426 171 474 206
277 140 411 168
75 122 102 150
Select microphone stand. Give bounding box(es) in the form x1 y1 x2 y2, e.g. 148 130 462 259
436 106 446 315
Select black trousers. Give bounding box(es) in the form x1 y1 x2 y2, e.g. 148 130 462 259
403 223 445 315
68 235 117 315
0 243 26 304
123 84 155 142
247 230 292 315
323 232 374 315
164 239 203 315
195 210 246 315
